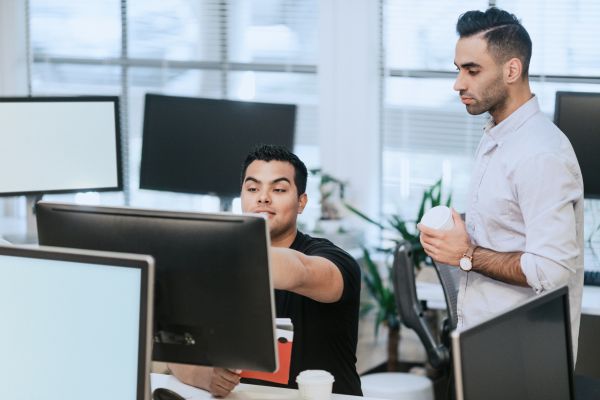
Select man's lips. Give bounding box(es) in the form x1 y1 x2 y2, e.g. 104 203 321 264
461 96 474 105
254 209 275 216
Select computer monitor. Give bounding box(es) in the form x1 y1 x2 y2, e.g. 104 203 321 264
0 96 122 196
0 244 153 400
139 93 296 199
36 201 278 372
451 286 574 400
554 91 600 199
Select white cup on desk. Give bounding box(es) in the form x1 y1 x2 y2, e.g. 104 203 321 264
296 370 335 400
420 205 454 231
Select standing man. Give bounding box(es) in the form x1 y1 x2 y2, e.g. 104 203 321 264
419 7 584 355
169 144 362 397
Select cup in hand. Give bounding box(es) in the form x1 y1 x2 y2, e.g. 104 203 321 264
296 370 335 400
420 205 454 231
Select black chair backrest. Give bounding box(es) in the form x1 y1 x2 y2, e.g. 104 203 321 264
392 242 449 369
432 261 459 331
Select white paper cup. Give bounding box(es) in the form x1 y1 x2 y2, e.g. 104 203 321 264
296 370 335 400
420 205 454 231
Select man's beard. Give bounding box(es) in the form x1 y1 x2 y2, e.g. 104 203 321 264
465 74 508 117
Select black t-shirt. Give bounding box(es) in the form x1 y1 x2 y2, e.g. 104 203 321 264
246 231 363 396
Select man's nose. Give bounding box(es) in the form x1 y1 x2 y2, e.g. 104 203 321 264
453 72 465 92
258 192 271 204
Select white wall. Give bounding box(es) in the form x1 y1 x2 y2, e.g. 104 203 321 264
319 0 381 226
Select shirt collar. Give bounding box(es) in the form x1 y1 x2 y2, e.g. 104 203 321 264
484 95 540 144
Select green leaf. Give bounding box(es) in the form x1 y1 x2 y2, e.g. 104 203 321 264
388 215 416 242
345 203 386 230
445 192 453 207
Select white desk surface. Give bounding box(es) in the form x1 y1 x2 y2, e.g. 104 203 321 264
151 373 385 400
415 266 600 317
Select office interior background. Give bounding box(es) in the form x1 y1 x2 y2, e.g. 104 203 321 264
1 0 600 245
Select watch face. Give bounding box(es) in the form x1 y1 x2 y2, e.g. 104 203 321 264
459 257 472 271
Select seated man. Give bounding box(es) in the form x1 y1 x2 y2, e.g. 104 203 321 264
168 144 362 397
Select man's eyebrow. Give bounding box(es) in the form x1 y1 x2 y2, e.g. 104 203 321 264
456 62 481 69
243 177 291 185
272 177 291 185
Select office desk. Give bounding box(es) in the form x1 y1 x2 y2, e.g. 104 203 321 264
151 373 384 400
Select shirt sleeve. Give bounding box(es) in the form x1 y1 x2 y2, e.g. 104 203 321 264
515 152 583 293
303 239 361 304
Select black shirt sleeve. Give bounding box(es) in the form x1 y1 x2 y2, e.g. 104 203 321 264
296 236 361 304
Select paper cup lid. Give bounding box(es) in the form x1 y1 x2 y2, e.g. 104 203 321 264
420 205 452 229
296 370 335 384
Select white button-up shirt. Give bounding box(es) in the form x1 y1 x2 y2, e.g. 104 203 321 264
459 96 584 356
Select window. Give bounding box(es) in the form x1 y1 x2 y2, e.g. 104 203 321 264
30 0 319 222
382 0 600 222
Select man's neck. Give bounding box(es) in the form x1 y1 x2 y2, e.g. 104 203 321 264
270 228 298 248
491 85 533 125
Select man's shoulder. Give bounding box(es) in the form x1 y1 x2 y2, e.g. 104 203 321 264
292 231 359 268
293 231 344 253
504 113 577 168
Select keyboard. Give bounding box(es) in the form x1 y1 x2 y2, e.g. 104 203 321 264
584 270 600 286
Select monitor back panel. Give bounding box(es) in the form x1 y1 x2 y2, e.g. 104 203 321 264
452 287 574 400
36 202 277 371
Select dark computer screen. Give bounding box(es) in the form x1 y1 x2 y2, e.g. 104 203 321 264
0 244 153 400
0 96 122 196
36 201 277 372
452 286 574 400
554 91 600 198
140 93 296 198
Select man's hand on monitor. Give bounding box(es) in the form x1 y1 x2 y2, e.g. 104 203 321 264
209 368 242 398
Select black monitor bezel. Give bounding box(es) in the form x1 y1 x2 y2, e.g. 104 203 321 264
452 286 574 400
554 90 600 199
139 93 296 198
0 243 153 400
35 201 278 372
0 95 123 197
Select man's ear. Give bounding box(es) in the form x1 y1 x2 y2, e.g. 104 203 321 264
504 57 523 83
297 193 308 214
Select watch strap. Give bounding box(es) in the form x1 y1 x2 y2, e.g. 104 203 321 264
463 244 477 260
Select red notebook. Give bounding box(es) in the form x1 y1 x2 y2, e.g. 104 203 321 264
240 319 293 384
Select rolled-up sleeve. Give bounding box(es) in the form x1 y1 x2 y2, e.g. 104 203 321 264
516 152 582 293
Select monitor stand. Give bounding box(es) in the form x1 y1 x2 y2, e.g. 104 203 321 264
4 195 42 244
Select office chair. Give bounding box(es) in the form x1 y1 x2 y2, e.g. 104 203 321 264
391 242 451 370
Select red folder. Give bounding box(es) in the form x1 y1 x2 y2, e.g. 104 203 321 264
241 320 293 384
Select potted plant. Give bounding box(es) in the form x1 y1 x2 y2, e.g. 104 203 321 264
347 178 451 370
347 178 451 268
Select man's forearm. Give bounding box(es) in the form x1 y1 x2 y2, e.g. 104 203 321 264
167 363 212 390
472 247 528 287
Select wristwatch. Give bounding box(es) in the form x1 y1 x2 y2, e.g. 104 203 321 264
459 244 477 271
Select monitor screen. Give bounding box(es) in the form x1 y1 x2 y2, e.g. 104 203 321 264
36 201 278 372
554 91 600 198
0 244 153 400
451 286 574 400
140 93 296 198
0 96 122 196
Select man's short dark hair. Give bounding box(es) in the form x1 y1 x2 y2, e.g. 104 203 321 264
241 144 308 196
457 7 532 77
